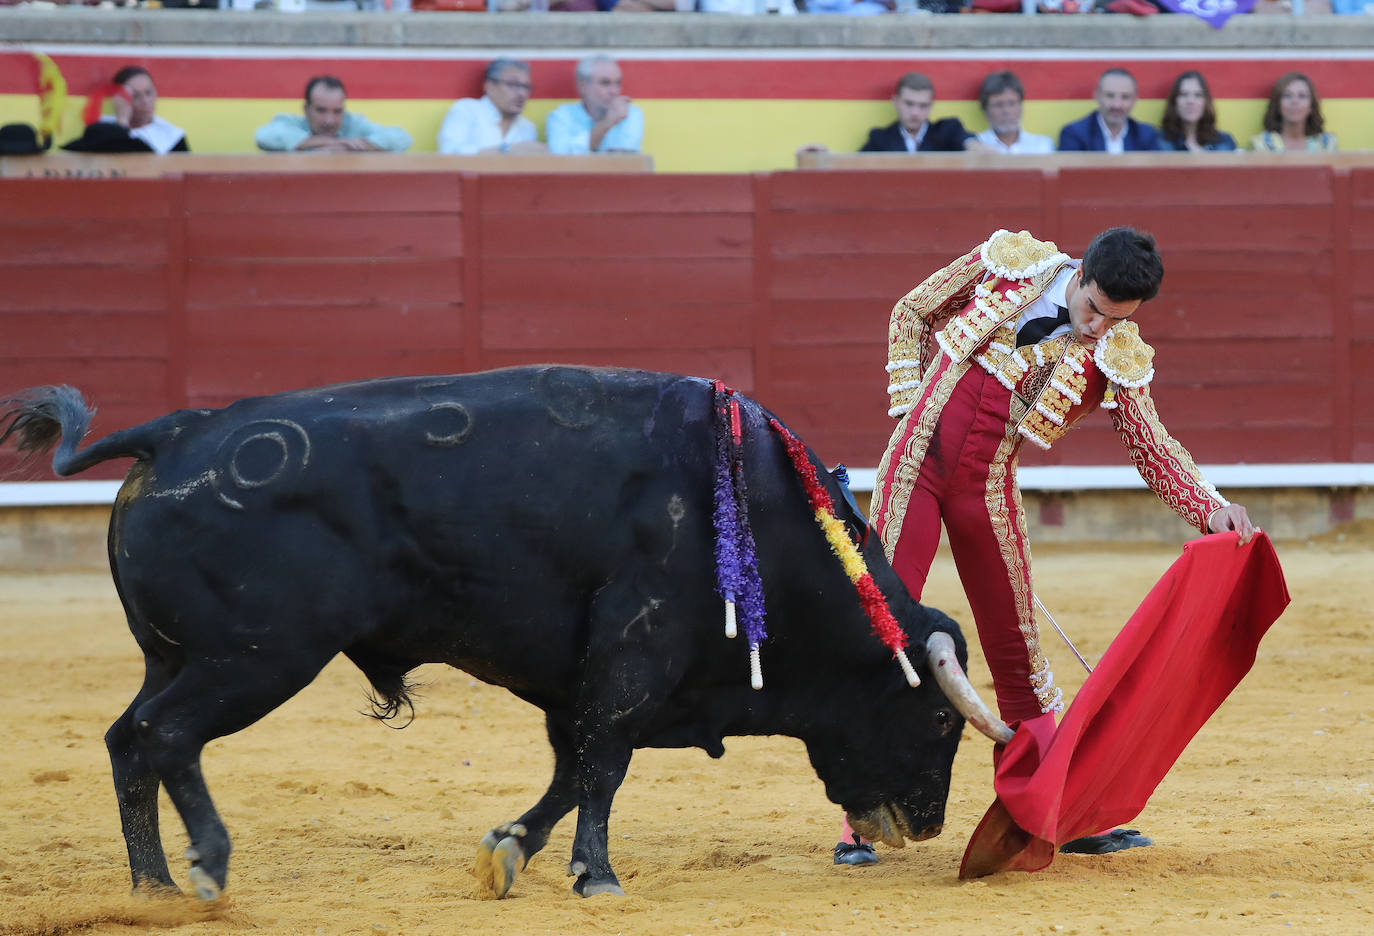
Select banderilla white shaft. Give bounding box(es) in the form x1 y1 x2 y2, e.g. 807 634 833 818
1032 592 1094 675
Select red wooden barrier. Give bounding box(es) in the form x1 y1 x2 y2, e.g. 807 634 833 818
0 167 1367 481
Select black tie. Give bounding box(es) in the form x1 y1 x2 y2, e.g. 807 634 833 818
1016 306 1071 347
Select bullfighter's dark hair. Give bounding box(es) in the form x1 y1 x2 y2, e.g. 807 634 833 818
978 70 1025 110
1262 72 1324 137
1079 227 1163 304
1161 70 1223 148
304 75 347 105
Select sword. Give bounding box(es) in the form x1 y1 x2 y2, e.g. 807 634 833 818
1032 592 1094 675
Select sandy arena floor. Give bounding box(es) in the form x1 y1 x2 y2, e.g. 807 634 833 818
1 527 1371 936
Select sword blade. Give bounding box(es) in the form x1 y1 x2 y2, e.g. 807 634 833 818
1033 592 1094 675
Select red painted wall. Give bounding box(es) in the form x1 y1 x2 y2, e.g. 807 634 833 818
2 167 1369 480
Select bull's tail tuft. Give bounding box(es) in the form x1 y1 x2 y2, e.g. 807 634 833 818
0 386 95 475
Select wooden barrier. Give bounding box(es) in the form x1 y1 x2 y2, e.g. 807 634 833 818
1 160 1369 481
0 152 655 179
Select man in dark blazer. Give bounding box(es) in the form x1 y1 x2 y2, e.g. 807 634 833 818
1058 68 1161 153
860 72 975 153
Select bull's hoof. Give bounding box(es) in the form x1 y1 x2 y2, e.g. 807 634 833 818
183 847 222 901
572 875 626 898
1059 829 1153 855
475 823 529 898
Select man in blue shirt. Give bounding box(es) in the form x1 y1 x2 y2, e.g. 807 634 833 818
255 75 411 154
546 55 644 155
1057 68 1160 154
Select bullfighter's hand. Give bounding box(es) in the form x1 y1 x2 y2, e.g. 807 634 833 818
1208 503 1257 546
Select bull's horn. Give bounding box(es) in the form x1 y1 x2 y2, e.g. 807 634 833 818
925 631 1014 745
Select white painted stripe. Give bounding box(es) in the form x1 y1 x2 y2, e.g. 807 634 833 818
0 481 122 506
15 43 1374 63
844 464 1374 494
5 463 1373 506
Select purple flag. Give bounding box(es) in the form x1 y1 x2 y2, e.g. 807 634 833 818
1156 0 1256 28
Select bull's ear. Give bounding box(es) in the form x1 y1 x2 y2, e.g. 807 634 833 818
829 463 869 545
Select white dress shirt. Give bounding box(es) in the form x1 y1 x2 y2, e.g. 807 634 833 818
975 127 1055 155
1096 114 1128 154
1012 262 1081 342
436 96 538 155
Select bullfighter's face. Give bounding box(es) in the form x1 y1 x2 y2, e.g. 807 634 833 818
1065 268 1140 347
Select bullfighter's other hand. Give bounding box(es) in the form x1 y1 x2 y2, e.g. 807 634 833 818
1208 503 1257 546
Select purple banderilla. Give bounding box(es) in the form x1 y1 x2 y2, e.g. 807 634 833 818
710 381 766 659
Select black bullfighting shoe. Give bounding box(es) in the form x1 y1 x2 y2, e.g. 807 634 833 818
833 835 879 866
1058 828 1154 854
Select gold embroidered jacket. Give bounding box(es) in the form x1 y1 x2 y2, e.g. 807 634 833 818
885 229 1228 533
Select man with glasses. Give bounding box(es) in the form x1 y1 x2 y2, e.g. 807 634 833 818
437 59 546 156
546 55 644 155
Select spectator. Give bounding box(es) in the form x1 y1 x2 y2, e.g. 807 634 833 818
1158 71 1236 152
1057 68 1161 153
437 59 546 156
974 70 1054 154
1250 72 1337 153
255 76 411 154
860 72 976 153
546 55 644 155
63 66 189 154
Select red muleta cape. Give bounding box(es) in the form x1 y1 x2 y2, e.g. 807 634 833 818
961 531 1290 878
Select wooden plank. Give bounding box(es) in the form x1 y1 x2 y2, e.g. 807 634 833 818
1149 383 1336 428
1140 291 1334 341
187 303 463 351
1042 424 1337 466
1147 338 1333 384
0 218 168 266
481 258 752 304
768 210 1039 258
5 266 169 313
186 259 463 307
771 169 1043 213
1 312 168 357
1058 206 1333 251
183 173 464 215
1 359 167 401
770 253 936 302
772 299 888 346
0 179 170 219
1057 166 1333 207
481 174 752 215
478 350 755 391
482 212 753 260
183 349 479 406
481 301 752 351
185 212 463 261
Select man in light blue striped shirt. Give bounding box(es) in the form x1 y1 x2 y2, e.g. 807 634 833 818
546 55 645 155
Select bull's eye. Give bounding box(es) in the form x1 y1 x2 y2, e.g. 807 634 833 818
934 708 956 736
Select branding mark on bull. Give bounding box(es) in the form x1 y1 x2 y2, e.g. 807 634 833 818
210 419 311 511
536 367 605 430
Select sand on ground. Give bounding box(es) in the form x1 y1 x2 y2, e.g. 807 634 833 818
1 528 1371 936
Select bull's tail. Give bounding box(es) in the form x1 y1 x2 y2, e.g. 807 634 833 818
0 386 157 477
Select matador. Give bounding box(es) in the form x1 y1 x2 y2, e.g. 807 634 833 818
834 226 1255 865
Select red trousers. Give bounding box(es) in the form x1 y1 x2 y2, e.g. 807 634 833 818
876 363 1061 725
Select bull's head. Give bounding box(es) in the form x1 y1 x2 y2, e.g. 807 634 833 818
801 595 1010 848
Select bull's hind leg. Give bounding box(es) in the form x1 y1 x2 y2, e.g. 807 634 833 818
475 713 580 898
131 652 335 900
106 649 179 893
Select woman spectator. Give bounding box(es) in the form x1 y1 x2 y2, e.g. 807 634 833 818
1158 71 1236 152
1249 72 1336 153
63 66 189 154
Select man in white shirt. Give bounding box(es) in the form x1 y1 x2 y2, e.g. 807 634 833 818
437 59 547 156
974 71 1054 156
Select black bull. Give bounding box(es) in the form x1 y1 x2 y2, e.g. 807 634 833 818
0 366 1009 900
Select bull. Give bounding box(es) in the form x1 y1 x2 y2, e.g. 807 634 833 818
0 366 1010 901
